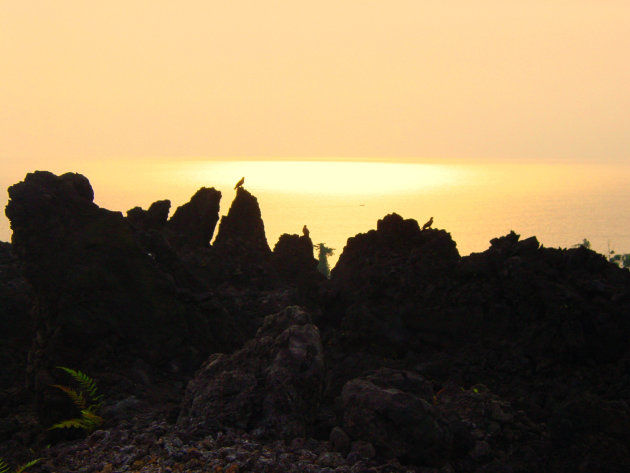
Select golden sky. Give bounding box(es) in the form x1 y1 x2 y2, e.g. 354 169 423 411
1 1 629 165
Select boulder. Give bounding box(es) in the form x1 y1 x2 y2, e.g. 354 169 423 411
178 306 325 439
341 369 451 465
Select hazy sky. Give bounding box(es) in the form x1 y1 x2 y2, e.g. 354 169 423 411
1 1 629 165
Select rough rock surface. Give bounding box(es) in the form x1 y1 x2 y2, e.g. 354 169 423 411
272 233 323 300
326 212 460 355
179 306 325 439
166 187 221 251
4 172 234 427
127 199 171 231
205 187 275 286
341 369 451 466
2 172 630 472
0 242 34 391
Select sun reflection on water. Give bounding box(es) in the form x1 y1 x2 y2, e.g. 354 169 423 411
172 160 470 196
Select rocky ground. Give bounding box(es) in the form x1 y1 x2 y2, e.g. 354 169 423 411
1 171 629 472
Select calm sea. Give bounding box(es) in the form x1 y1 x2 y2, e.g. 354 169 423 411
2 160 629 266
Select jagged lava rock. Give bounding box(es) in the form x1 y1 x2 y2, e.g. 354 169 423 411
341 368 452 466
326 213 460 354
178 306 324 439
213 187 270 255
166 187 221 250
5 172 231 413
210 187 275 286
0 241 34 390
272 233 319 280
331 213 460 291
127 199 171 231
272 233 324 300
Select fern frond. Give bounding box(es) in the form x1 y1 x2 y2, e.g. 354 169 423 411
49 367 104 432
56 367 100 402
80 409 104 427
50 384 86 409
0 458 42 473
48 418 91 430
15 459 42 473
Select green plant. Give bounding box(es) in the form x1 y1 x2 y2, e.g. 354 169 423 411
315 242 334 278
49 366 103 432
0 457 41 473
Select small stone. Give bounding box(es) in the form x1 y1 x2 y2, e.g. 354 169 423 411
317 451 346 468
489 403 514 423
329 426 351 454
349 440 376 460
100 464 113 473
470 440 491 460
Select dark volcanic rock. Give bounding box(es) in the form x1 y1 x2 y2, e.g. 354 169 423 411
213 187 270 256
323 222 630 471
326 213 460 355
272 233 318 281
5 171 234 427
178 306 325 439
341 369 451 466
209 187 275 286
0 242 34 390
127 199 171 231
272 233 323 300
166 187 221 250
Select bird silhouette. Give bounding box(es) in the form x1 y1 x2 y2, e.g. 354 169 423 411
234 177 245 190
302 225 310 238
422 216 433 231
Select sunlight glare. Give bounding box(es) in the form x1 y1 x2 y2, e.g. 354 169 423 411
173 161 467 196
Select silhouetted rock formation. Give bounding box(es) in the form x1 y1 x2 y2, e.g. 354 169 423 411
0 242 34 390
210 187 274 286
272 233 323 298
127 199 171 231
166 187 221 251
3 171 630 472
5 171 236 428
326 212 460 354
214 187 269 254
179 306 324 439
320 222 630 471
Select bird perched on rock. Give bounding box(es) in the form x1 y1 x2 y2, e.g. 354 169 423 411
302 225 310 238
422 216 433 231
234 177 245 190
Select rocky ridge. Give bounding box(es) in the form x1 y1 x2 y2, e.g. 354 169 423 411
1 171 629 473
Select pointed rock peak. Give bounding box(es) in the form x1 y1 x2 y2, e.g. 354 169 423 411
231 187 263 221
213 187 269 253
167 187 221 250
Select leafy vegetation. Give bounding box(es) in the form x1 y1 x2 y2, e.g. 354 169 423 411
575 238 629 268
610 252 630 268
49 366 103 432
0 458 41 473
315 243 334 278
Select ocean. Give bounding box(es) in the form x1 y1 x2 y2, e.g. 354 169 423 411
2 160 629 266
